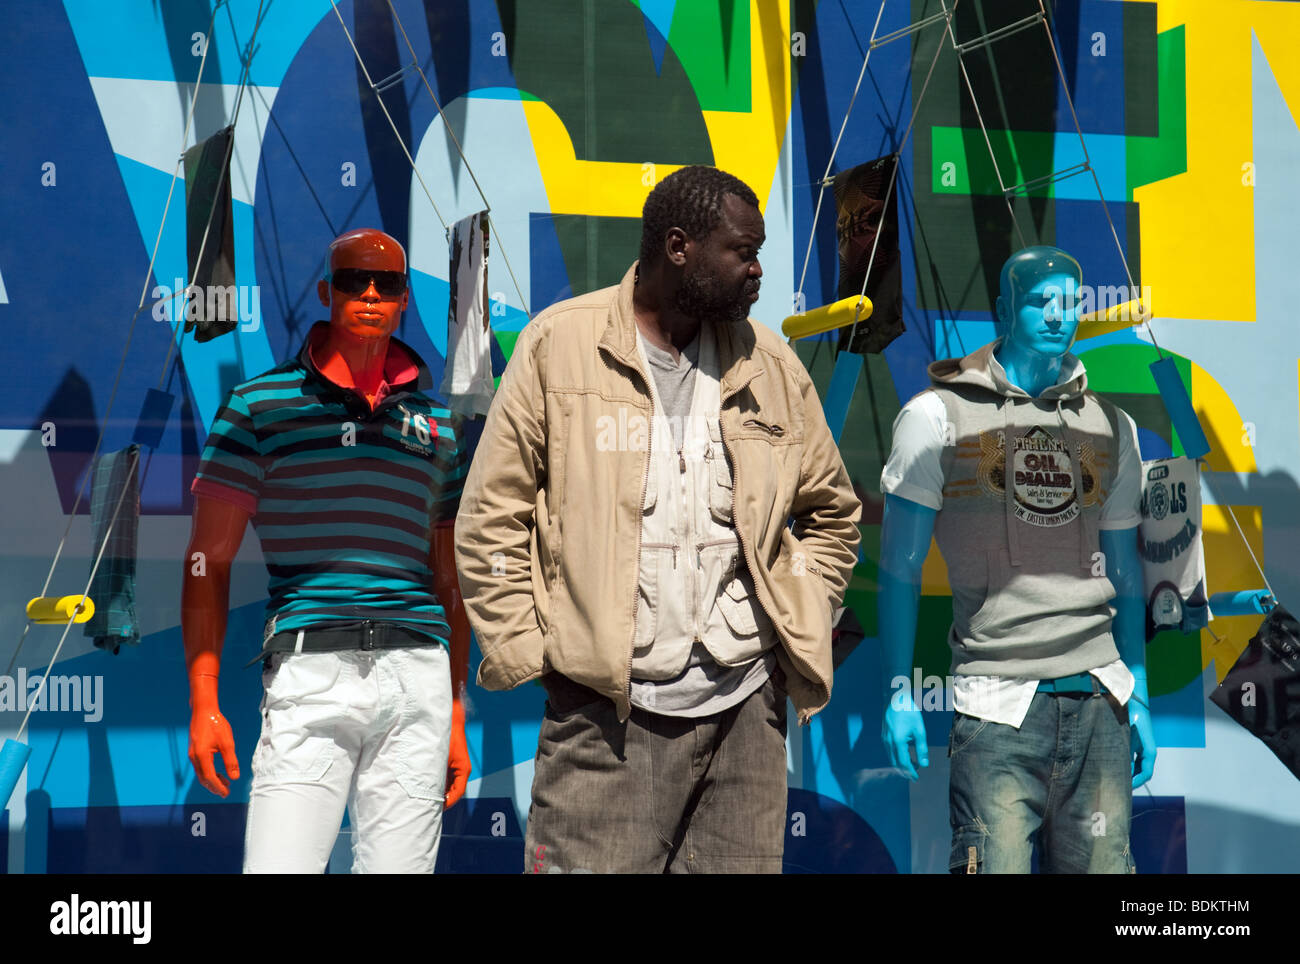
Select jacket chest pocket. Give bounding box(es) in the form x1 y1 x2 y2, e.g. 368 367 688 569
706 422 734 525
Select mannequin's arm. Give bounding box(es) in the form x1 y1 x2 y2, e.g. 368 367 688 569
879 494 938 780
1101 526 1156 789
181 495 250 797
1208 590 1274 616
432 523 471 808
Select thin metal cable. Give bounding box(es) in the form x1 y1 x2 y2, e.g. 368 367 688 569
1033 0 1161 355
793 2 888 310
343 0 535 317
329 0 447 231
382 0 531 316
157 0 268 386
4 0 227 678
942 0 1028 249
1225 504 1273 597
845 3 957 349
13 449 141 741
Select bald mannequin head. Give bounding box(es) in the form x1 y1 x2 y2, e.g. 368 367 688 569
317 228 409 342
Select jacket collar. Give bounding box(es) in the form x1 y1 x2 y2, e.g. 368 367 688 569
598 262 765 401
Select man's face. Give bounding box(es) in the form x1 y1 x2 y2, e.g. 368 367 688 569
316 231 409 341
1004 271 1081 358
673 193 764 324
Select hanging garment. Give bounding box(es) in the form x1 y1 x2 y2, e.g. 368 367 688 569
83 445 142 653
832 155 903 354
1138 456 1210 639
439 211 495 416
182 124 238 342
1210 604 1300 782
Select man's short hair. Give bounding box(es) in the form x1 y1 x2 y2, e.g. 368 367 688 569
639 166 760 267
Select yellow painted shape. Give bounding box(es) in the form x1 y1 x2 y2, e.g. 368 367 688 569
1135 1 1256 323
700 1 792 211
1201 503 1265 682
520 2 792 218
1241 3 1300 133
1191 360 1257 473
920 538 950 596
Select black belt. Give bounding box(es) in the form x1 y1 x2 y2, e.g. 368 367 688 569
246 620 440 667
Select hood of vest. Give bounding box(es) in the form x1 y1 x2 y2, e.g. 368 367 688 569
926 338 1088 401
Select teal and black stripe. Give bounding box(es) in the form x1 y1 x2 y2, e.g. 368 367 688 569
193 327 467 645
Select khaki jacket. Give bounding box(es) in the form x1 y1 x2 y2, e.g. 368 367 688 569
454 264 862 724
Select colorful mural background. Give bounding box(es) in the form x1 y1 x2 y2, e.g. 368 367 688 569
1 0 1297 872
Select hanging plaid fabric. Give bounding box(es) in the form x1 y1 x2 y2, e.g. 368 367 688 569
83 445 142 654
1209 604 1300 782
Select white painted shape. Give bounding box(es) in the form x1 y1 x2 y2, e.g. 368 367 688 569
752 112 796 336
86 77 279 206
409 95 548 313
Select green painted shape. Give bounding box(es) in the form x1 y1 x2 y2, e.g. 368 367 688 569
931 126 1067 198
507 0 713 164
1144 626 1204 698
1126 26 1187 199
661 0 751 112
1076 344 1162 394
916 595 955 681
493 328 520 363
554 215 643 296
1122 2 1159 138
1078 344 1194 457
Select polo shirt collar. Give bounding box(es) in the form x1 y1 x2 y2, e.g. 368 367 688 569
298 321 433 396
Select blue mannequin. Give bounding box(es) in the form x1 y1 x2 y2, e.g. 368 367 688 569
879 247 1157 794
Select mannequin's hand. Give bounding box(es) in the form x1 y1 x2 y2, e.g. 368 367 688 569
444 698 471 809
883 691 929 780
1129 697 1157 790
188 678 239 797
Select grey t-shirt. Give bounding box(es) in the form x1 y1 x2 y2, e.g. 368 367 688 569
630 328 771 717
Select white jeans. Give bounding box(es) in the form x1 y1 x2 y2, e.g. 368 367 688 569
243 645 452 873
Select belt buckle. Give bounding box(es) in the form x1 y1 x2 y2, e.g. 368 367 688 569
360 619 376 651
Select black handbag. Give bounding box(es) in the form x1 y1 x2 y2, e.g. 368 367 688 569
1209 603 1300 781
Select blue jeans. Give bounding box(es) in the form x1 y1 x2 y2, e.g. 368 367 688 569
947 689 1135 874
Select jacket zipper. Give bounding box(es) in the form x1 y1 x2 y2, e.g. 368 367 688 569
641 541 679 568
718 415 826 724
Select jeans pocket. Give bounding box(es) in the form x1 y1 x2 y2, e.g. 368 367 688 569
948 711 989 757
949 826 985 874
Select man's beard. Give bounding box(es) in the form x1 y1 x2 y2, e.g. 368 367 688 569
673 264 757 324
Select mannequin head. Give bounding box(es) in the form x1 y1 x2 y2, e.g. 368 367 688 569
994 245 1083 360
316 228 409 342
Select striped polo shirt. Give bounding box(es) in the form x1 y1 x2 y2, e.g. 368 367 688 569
191 322 467 647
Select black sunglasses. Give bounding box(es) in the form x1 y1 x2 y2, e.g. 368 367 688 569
327 267 408 297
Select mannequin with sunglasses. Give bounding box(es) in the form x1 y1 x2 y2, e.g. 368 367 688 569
183 228 472 872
